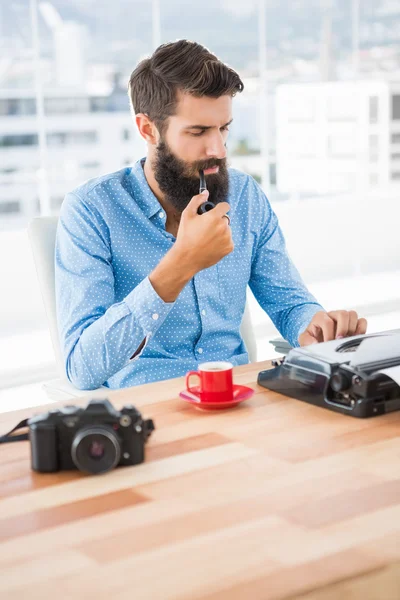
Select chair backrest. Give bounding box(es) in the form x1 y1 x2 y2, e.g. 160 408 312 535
27 216 258 379
27 216 64 378
240 300 257 362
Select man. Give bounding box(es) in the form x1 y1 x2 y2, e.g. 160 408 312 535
55 40 367 391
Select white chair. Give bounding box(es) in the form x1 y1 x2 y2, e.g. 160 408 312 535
241 301 257 362
27 216 258 400
28 217 107 401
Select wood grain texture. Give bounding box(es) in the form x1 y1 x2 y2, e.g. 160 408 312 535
0 358 400 599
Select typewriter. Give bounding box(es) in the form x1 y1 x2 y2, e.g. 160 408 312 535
258 329 400 418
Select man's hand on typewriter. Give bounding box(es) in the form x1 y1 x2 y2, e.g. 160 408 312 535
298 310 368 346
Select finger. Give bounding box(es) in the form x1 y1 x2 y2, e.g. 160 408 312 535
304 323 324 343
347 310 359 336
328 310 350 338
298 330 319 346
315 313 336 341
185 190 210 216
210 201 231 219
355 317 367 335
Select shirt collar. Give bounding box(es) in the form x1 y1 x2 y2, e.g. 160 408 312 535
129 158 163 219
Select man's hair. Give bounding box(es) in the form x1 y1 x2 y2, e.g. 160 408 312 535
128 40 244 132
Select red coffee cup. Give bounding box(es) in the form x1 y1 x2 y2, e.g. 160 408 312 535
185 361 234 403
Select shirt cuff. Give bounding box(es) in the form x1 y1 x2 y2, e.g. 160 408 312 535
124 275 175 336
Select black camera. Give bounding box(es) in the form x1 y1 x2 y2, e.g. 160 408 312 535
28 398 155 475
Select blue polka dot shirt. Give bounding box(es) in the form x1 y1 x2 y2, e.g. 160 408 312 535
55 159 323 390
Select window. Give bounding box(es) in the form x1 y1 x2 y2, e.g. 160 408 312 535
392 133 400 144
44 97 89 114
369 134 378 148
75 131 97 144
327 135 357 158
0 167 18 174
369 134 379 162
47 131 98 146
0 97 92 116
391 172 400 180
392 96 400 121
391 153 400 160
327 95 357 121
369 173 379 186
0 200 20 214
47 133 67 146
286 97 315 122
327 172 355 192
0 134 38 147
0 98 36 116
122 128 131 141
369 96 378 124
90 97 109 112
287 134 316 158
81 161 101 169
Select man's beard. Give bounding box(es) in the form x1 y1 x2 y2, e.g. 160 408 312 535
153 140 230 214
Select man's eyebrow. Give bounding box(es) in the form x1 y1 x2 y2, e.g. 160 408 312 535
184 119 233 131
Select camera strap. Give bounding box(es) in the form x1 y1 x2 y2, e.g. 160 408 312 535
0 418 29 444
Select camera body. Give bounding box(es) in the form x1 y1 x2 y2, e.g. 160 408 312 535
28 398 154 474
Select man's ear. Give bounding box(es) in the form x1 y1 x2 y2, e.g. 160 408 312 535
135 113 159 145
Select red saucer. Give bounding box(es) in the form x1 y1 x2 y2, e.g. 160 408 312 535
179 384 254 410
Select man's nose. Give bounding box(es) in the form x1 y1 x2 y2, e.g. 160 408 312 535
205 133 227 159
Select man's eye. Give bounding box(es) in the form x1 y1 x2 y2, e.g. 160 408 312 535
189 126 230 137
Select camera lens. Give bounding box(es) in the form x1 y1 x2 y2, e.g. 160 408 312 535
88 440 105 459
71 426 121 475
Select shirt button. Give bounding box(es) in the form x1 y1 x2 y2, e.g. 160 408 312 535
159 211 164 219
201 309 206 316
198 348 203 354
152 313 159 320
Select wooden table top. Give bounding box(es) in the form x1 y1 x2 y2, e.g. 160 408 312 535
1 359 400 600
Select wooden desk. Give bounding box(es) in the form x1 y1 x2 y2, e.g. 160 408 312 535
1 360 400 600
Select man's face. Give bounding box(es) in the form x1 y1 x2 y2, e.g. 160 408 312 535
153 92 232 213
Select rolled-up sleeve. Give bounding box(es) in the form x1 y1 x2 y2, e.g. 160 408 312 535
55 192 174 390
248 181 324 347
